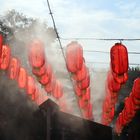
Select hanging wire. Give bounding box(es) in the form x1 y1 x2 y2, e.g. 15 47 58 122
83 50 140 54
45 0 84 116
86 61 140 66
61 37 140 41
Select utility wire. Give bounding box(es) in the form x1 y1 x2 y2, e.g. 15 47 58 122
46 0 64 55
61 47 140 55
45 0 84 116
61 37 140 41
84 50 140 54
87 61 140 66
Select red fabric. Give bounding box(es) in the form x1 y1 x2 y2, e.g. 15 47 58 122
27 76 36 95
66 41 83 73
52 80 63 99
0 34 3 56
8 57 20 80
29 40 45 68
0 45 11 70
110 43 128 74
18 67 27 88
72 63 88 81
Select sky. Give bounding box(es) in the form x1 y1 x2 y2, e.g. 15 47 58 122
0 0 140 69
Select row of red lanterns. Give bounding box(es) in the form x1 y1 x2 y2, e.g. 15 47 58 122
28 39 63 100
66 41 93 120
0 35 43 104
102 43 129 125
115 78 140 135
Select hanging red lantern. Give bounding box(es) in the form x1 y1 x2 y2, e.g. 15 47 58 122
39 63 52 85
0 45 11 70
77 70 90 90
52 80 63 99
107 71 121 92
0 34 3 56
32 63 46 76
112 72 128 84
38 71 50 85
106 86 118 103
124 96 136 117
78 98 88 109
18 67 27 89
72 63 88 81
110 43 128 75
83 103 93 120
130 93 140 110
45 74 56 93
82 87 90 101
132 78 140 99
66 41 83 73
27 76 36 96
28 40 45 68
8 57 20 80
74 84 82 97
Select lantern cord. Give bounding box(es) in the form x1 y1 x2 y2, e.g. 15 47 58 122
61 37 140 41
46 0 84 117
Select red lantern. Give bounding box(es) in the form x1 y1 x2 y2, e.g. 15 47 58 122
78 98 88 109
0 45 11 70
82 87 90 101
107 71 121 92
45 74 56 93
130 93 140 110
83 103 93 120
74 84 82 97
18 67 27 88
112 72 128 84
0 34 3 56
77 71 90 90
66 41 83 73
110 43 128 74
132 78 140 99
52 80 63 99
29 40 45 68
106 86 118 103
124 97 136 117
38 71 50 85
8 57 20 80
72 63 87 81
27 76 36 96
32 63 46 76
